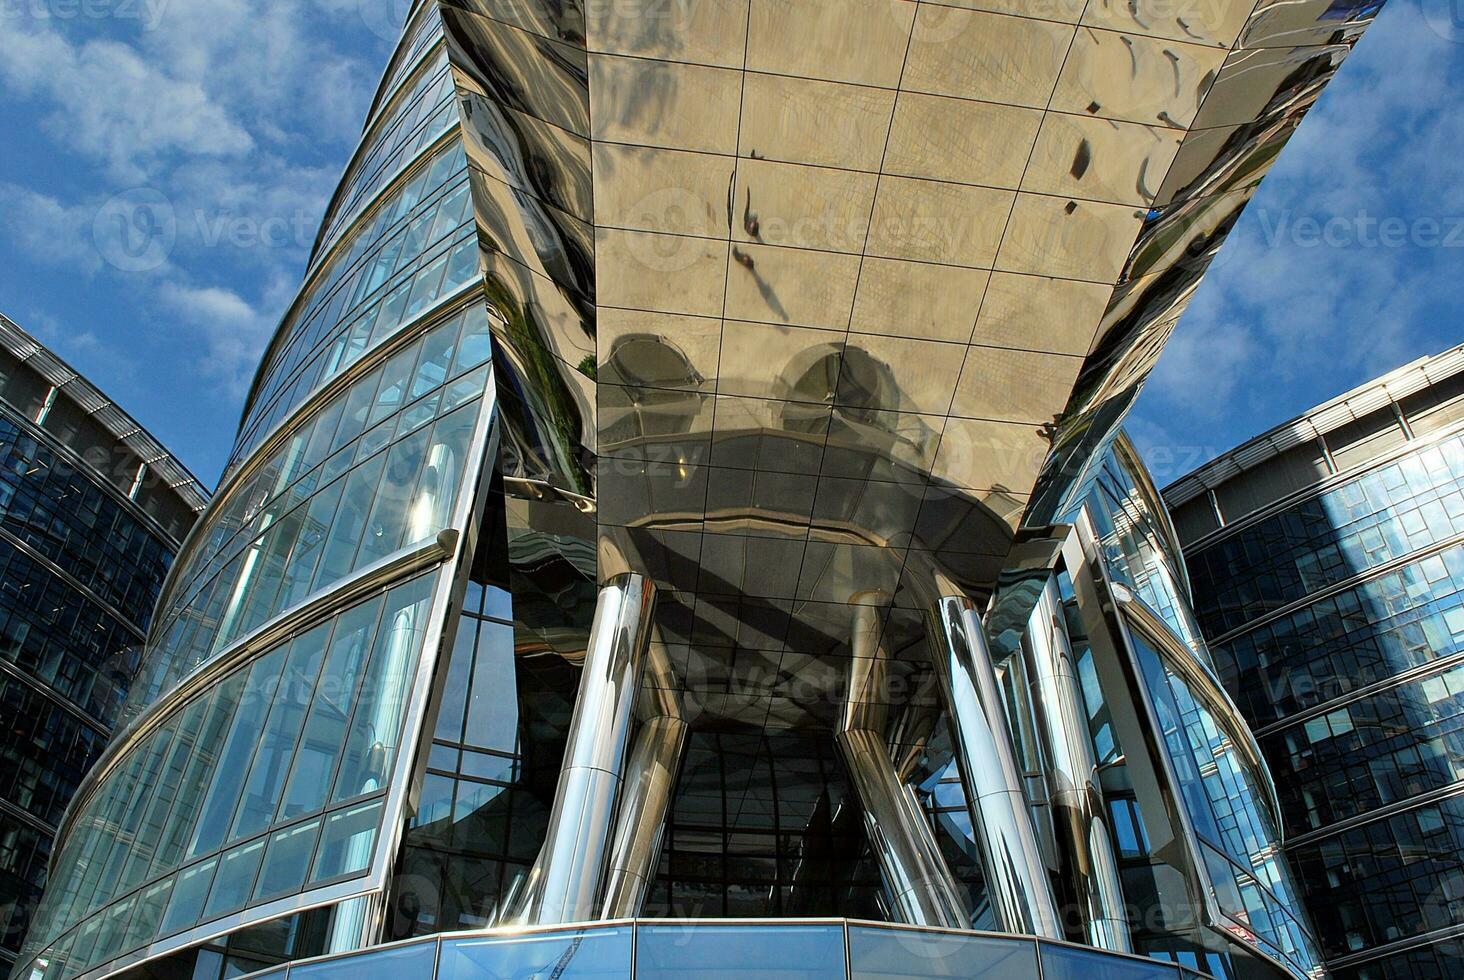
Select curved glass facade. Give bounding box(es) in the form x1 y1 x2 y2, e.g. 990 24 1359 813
1058 437 1324 979
133 305 492 716
1168 354 1464 979
17 577 436 980
11 4 499 976
14 2 1382 979
0 317 204 973
229 135 477 472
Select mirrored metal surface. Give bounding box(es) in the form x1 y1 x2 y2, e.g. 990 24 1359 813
929 596 1063 940
511 573 656 925
1014 574 1131 952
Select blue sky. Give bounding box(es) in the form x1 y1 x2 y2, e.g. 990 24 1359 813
1130 1 1464 486
0 1 1458 491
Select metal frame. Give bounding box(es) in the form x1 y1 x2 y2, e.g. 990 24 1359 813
0 312 209 521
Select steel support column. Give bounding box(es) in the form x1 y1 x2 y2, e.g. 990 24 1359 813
512 573 656 924
1022 576 1132 951
838 597 967 929
929 595 1063 940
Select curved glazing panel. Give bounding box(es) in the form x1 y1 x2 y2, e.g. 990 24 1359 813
1070 434 1210 661
311 47 456 269
1263 658 1464 832
210 921 1203 980
1126 620 1321 978
1216 540 1464 730
16 576 438 980
129 306 492 715
0 413 176 619
232 137 478 471
1188 432 1464 637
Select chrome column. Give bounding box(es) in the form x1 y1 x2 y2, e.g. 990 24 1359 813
930 595 1064 939
839 597 967 929
600 636 686 918
513 573 656 924
1023 576 1132 952
600 714 686 917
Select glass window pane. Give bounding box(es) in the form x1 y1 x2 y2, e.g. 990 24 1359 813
187 648 289 859
452 312 491 375
438 928 632 980
849 927 1039 980
310 800 383 883
202 838 267 918
443 238 479 292
159 857 218 936
122 877 173 954
279 596 386 820
230 625 332 842
152 677 245 876
404 252 451 321
409 317 460 400
432 621 476 743
291 940 436 980
635 924 845 980
253 818 322 901
312 453 387 589
1038 944 1179 980
368 344 423 426
330 576 434 802
408 401 478 540
464 620 518 752
356 426 432 567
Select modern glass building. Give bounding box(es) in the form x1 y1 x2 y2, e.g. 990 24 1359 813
12 1 1388 978
1165 345 1464 980
0 314 206 973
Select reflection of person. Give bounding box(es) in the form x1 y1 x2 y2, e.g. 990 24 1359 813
731 246 789 322
742 187 761 240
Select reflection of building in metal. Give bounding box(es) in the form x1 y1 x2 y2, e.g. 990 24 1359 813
0 315 205 973
14 2 1385 979
1166 346 1464 980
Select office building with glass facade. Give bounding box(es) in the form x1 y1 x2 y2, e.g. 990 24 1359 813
0 314 206 973
13 1 1387 978
1165 345 1464 980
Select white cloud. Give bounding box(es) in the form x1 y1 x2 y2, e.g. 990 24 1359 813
155 281 276 398
0 0 394 415
0 28 254 184
0 184 105 272
1136 2 1464 464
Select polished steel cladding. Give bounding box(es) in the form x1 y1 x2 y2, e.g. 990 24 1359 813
838 596 966 930
1020 576 1131 953
510 572 657 925
13 0 1386 978
929 596 1063 941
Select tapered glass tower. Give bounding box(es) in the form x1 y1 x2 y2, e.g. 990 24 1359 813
14 2 1388 979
